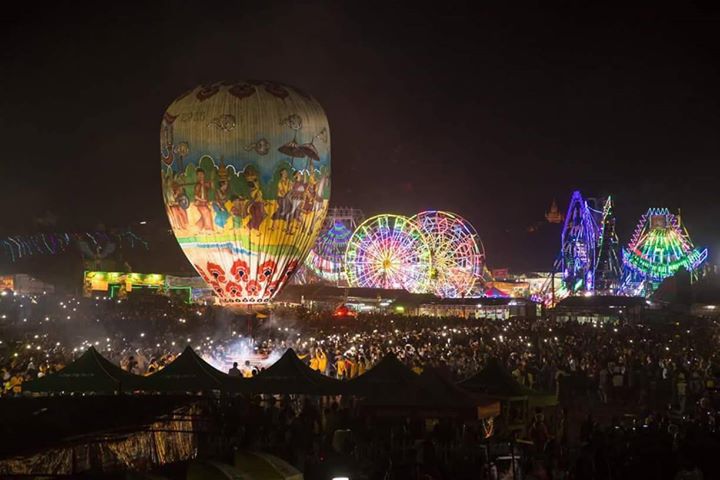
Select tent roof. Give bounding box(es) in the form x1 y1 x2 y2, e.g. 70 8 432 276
245 349 344 395
345 353 419 397
353 359 500 419
458 358 537 398
23 346 144 394
141 346 239 393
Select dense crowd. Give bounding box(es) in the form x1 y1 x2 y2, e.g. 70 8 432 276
2 291 720 478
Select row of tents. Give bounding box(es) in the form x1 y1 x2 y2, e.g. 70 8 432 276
23 346 556 420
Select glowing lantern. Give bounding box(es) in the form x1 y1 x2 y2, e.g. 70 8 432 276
160 81 330 304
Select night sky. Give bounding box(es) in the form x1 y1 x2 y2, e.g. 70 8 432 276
1 2 719 271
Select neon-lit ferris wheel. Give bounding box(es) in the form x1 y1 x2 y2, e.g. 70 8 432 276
345 214 432 293
303 207 365 285
411 211 483 298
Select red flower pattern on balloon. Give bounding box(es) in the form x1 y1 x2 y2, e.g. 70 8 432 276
206 262 226 283
245 280 261 297
263 281 280 298
225 281 243 298
229 83 256 100
196 83 220 101
194 264 210 283
283 259 299 278
230 259 250 282
257 260 277 283
265 82 289 100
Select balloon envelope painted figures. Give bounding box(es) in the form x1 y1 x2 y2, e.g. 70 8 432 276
160 81 331 304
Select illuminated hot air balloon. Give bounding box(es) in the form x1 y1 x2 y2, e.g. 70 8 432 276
160 81 331 304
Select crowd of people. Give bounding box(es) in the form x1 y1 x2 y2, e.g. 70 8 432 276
2 290 720 478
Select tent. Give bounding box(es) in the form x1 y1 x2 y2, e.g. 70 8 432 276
350 357 499 419
459 358 556 431
22 346 145 394
344 353 419 398
418 367 500 419
459 358 537 399
141 346 242 394
244 349 344 395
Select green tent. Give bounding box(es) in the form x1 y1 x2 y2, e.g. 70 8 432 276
245 349 343 395
459 358 537 400
23 346 145 394
345 352 419 398
141 346 243 394
458 358 557 432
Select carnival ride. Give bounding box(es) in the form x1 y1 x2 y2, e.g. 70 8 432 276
341 211 486 297
344 214 432 293
559 191 600 294
621 208 707 296
411 211 483 298
300 207 365 286
542 190 708 302
594 197 622 294
542 191 622 302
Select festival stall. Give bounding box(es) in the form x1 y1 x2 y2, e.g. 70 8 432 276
348 354 499 420
459 358 557 434
244 348 344 395
140 346 244 394
22 346 145 395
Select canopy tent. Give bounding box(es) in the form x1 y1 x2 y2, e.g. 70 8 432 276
351 357 499 419
244 349 344 395
141 346 242 394
22 346 145 394
418 367 500 419
344 352 419 397
458 358 556 405
458 357 556 434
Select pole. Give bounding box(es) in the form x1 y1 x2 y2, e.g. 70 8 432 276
510 439 517 480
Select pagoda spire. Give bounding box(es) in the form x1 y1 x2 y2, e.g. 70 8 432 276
545 199 564 224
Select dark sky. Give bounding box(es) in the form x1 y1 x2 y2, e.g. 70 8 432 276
1 2 719 271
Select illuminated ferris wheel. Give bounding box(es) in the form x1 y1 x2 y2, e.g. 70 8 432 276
303 207 365 285
411 211 483 298
345 214 432 293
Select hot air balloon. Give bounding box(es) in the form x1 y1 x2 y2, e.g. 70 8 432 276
160 81 331 305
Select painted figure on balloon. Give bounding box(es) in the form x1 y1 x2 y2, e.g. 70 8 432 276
244 167 265 231
169 180 189 231
194 168 214 233
303 170 318 214
213 165 231 229
230 195 246 229
308 172 330 232
271 168 293 231
287 171 306 234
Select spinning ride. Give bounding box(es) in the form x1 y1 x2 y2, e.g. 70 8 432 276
622 208 707 295
411 211 483 298
560 191 600 293
303 207 365 285
594 196 621 293
345 214 432 293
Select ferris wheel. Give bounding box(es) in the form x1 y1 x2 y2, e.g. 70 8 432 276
303 207 365 285
411 210 484 298
345 214 432 293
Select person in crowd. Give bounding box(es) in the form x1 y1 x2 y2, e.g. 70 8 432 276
228 361 242 377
